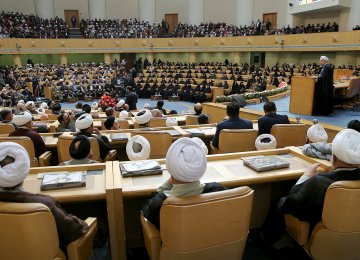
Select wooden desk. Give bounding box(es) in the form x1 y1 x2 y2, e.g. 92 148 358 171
113 147 332 248
40 133 60 148
24 163 126 260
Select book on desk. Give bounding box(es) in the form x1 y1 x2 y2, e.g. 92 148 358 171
40 171 86 191
242 155 290 172
120 160 163 177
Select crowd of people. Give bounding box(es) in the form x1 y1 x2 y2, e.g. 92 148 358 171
0 11 343 39
0 11 68 38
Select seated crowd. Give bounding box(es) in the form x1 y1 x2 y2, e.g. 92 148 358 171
0 11 342 39
0 11 68 38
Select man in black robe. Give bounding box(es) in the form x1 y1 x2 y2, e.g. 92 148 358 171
313 56 334 115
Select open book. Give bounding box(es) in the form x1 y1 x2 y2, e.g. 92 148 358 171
242 155 290 172
40 171 86 191
110 133 129 141
120 160 163 177
185 128 205 137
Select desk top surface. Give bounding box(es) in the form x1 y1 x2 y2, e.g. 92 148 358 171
114 147 330 197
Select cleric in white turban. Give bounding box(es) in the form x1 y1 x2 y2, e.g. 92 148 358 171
307 124 328 143
0 142 30 189
165 117 178 127
75 114 93 130
116 99 125 108
270 129 360 244
119 110 129 118
0 142 89 248
141 137 225 229
255 134 277 150
126 135 151 161
134 109 152 126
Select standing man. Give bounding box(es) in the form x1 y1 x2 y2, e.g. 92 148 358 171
258 101 290 135
71 15 77 28
314 56 334 115
125 86 138 110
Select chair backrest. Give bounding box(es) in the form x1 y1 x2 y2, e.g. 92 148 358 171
0 123 15 134
309 180 360 260
344 78 360 99
185 115 199 125
57 134 102 163
131 131 172 159
0 136 39 167
218 129 258 153
118 119 130 129
149 118 167 128
160 187 254 260
0 202 63 260
270 124 307 148
47 114 59 120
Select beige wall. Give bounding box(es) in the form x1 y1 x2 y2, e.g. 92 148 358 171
155 0 187 23
0 0 36 14
303 10 340 27
252 0 288 28
204 0 237 25
54 0 89 19
106 0 139 19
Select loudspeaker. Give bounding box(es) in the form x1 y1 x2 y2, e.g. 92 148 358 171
235 95 247 108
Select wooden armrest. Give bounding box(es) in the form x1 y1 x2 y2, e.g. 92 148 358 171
104 150 117 162
209 142 219 154
141 214 161 260
67 217 98 260
39 151 52 167
285 214 310 246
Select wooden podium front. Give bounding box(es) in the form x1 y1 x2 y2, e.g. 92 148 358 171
289 76 316 116
44 86 52 99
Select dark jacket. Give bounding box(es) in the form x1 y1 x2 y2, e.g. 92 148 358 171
9 127 46 158
125 92 138 110
212 117 253 148
142 182 225 229
258 112 290 135
278 168 360 225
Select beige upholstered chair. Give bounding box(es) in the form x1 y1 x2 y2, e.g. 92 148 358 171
131 131 172 159
210 129 258 154
185 115 199 125
0 123 15 135
141 186 254 260
285 180 360 260
0 136 52 167
149 118 167 128
270 124 307 148
57 134 117 163
47 114 59 120
0 202 97 260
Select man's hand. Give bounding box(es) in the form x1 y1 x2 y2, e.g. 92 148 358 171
93 127 101 135
303 163 322 178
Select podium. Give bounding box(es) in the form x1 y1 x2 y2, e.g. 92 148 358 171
289 76 316 116
44 86 52 99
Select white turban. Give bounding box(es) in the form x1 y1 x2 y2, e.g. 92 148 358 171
116 99 125 108
40 102 48 109
144 103 151 109
91 102 98 109
126 135 151 161
36 108 45 115
75 114 93 130
255 134 277 150
135 109 152 125
18 100 25 104
166 137 207 182
119 110 129 118
12 111 32 126
0 142 30 188
320 56 329 63
192 137 208 155
166 117 178 127
307 124 328 143
25 101 35 108
332 129 360 165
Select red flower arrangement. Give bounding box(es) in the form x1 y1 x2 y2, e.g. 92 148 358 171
98 94 116 108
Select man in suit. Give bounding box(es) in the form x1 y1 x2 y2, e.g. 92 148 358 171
125 86 138 110
211 101 253 148
258 101 290 135
71 15 77 28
